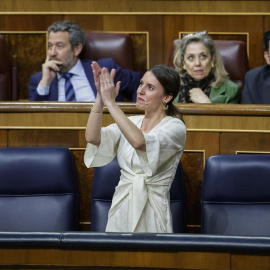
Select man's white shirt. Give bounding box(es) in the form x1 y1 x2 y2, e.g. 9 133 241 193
37 60 96 101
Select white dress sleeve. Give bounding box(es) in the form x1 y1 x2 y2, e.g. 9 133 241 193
136 117 186 176
84 123 121 168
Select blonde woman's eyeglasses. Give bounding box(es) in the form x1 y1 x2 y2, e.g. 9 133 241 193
181 31 208 38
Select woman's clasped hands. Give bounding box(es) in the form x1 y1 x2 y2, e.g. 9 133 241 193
91 61 121 106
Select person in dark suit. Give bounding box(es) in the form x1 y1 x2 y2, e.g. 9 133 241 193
241 30 270 104
28 21 141 102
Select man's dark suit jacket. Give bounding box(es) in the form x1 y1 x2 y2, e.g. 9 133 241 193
28 58 142 102
241 65 270 104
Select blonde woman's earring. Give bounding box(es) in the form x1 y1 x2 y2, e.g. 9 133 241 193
163 102 168 111
211 62 214 68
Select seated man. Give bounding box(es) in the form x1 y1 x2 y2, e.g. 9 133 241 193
241 30 270 104
28 21 142 102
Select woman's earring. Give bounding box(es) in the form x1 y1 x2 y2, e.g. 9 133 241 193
211 62 214 68
183 64 186 70
163 101 168 111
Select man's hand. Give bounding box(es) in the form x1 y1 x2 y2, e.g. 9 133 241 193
40 56 62 87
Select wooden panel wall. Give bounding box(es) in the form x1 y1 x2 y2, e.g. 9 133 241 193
0 1 270 99
1 102 270 233
1 247 270 270
0 247 269 270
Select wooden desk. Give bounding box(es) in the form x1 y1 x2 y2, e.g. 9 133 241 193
1 102 269 232
1 232 270 270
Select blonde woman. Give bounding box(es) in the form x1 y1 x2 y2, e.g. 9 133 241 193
173 31 240 103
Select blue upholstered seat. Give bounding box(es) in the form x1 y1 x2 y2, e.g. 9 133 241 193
0 147 79 231
91 157 186 233
201 154 270 236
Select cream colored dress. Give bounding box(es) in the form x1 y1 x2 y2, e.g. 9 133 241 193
84 115 186 233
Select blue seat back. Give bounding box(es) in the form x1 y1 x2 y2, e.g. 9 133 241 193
0 147 79 231
91 157 186 233
201 154 270 236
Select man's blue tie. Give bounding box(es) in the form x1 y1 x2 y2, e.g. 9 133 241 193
63 73 76 101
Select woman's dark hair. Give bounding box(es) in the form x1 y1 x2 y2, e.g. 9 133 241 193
148 65 183 120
